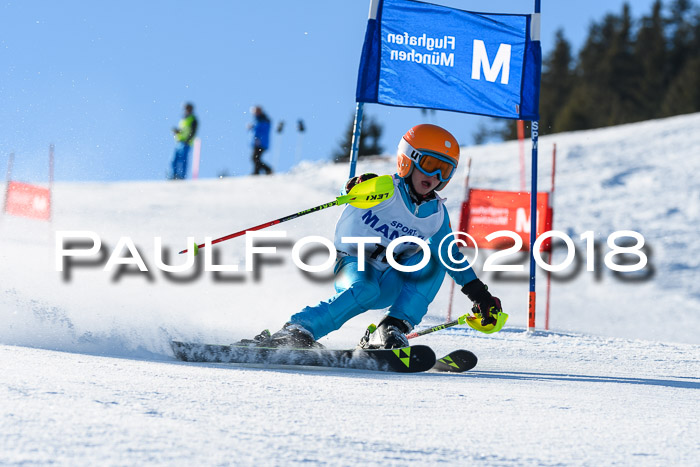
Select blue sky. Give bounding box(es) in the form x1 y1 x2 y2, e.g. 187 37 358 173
1 0 658 182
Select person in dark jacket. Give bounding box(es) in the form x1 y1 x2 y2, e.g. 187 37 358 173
248 106 273 175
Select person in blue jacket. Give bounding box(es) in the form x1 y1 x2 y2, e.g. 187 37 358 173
248 106 273 175
246 124 503 349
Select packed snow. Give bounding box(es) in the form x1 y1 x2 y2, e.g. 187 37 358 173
1 113 699 465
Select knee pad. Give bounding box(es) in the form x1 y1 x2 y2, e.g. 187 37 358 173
348 280 381 309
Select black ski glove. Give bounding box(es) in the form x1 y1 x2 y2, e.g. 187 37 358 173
344 173 378 194
461 279 502 326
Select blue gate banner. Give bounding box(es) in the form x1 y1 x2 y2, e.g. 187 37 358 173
356 0 541 120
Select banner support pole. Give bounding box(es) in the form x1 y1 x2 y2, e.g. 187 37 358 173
446 156 472 322
527 121 539 332
527 0 542 333
3 152 14 215
348 102 365 179
191 138 201 180
517 120 526 191
545 143 557 330
49 144 54 222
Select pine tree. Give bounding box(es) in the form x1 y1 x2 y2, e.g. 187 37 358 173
662 56 700 115
556 13 617 131
557 5 642 129
634 1 668 120
605 4 642 125
541 29 575 133
667 0 695 78
332 114 384 162
662 0 700 115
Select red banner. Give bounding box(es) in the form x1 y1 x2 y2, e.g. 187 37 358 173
4 181 51 220
458 188 552 252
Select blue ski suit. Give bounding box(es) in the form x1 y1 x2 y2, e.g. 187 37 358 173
289 175 478 339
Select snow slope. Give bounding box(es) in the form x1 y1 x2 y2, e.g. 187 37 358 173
2 332 698 465
1 113 699 465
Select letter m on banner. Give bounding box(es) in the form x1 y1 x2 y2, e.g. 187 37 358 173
459 189 553 252
356 0 541 119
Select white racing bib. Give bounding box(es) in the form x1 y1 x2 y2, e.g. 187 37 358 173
334 177 444 271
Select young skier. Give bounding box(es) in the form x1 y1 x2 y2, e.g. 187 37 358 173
246 123 503 349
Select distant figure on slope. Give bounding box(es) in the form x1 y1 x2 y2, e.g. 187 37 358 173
241 124 504 349
248 105 273 175
170 102 198 180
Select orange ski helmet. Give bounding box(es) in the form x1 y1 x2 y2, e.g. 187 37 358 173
397 124 460 191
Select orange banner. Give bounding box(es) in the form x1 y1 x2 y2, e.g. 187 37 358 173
458 188 552 252
4 181 51 220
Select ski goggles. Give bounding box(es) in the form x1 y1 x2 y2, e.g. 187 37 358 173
398 138 457 182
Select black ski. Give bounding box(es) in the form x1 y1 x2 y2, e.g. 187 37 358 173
432 349 478 373
171 341 436 373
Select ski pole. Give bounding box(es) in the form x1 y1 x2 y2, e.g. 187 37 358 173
406 309 510 338
179 175 394 255
405 314 476 339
